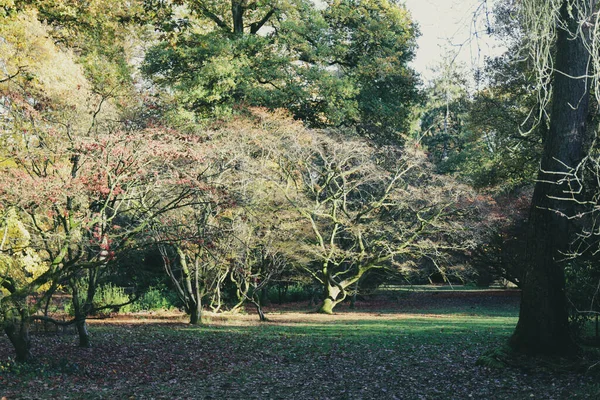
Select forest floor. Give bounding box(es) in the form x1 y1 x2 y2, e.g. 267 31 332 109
1 290 599 399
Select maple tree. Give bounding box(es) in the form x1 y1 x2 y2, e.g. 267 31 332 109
272 129 478 313
151 193 230 325
0 8 213 357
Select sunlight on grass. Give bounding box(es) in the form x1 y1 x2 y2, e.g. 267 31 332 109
179 311 519 347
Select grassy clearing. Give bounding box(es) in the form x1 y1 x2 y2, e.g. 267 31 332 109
0 293 598 399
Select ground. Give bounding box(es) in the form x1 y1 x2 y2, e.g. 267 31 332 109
1 290 598 399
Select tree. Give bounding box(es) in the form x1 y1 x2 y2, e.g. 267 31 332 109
141 0 420 143
508 0 595 355
0 9 211 356
0 9 97 359
0 209 47 362
228 218 287 321
152 196 229 325
419 56 474 175
17 0 144 96
277 131 476 313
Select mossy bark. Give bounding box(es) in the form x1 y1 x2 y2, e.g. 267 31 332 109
317 284 342 314
75 319 91 348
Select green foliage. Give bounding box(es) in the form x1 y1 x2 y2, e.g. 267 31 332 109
65 284 132 316
64 285 177 315
265 284 315 304
475 345 512 369
93 284 132 314
322 0 421 140
565 260 600 337
131 286 176 312
142 0 420 143
418 52 541 192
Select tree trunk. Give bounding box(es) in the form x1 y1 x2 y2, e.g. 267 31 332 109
189 294 202 325
349 281 359 309
509 0 590 356
4 318 32 363
318 283 342 314
71 282 92 348
254 301 267 322
232 0 245 34
189 303 201 325
75 318 91 348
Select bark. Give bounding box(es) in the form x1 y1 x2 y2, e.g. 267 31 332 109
75 319 91 348
4 318 32 363
71 281 92 348
509 0 590 356
232 0 245 35
189 302 201 325
317 283 342 314
349 281 359 309
253 301 267 322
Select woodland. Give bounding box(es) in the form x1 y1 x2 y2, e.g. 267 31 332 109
0 0 600 398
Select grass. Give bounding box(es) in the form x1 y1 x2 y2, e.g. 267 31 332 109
0 291 598 399
376 284 518 292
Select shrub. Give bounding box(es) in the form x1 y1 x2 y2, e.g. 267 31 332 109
93 284 133 314
131 286 175 312
64 284 132 316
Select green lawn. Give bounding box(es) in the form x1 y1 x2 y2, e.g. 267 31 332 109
1 294 598 399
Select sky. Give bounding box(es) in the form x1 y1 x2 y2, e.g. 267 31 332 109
403 0 504 83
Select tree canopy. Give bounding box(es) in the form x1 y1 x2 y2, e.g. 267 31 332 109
141 0 421 143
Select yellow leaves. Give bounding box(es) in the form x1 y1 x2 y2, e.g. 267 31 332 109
0 210 49 291
1 209 30 251
0 10 91 110
0 0 14 14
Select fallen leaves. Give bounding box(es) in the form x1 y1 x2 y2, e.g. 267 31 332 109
0 293 597 399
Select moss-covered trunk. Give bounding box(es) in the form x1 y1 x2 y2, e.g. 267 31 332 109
318 283 342 314
71 280 92 348
75 319 91 348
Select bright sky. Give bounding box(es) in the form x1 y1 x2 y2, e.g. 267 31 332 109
403 0 504 83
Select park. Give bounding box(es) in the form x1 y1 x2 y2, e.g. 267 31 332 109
2 0 600 398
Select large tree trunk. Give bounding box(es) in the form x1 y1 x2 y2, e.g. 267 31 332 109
318 282 343 314
189 302 201 325
4 316 32 363
509 0 591 355
71 281 92 348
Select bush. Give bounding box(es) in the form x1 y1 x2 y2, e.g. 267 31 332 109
64 284 132 316
93 284 133 314
565 260 600 339
130 286 175 312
